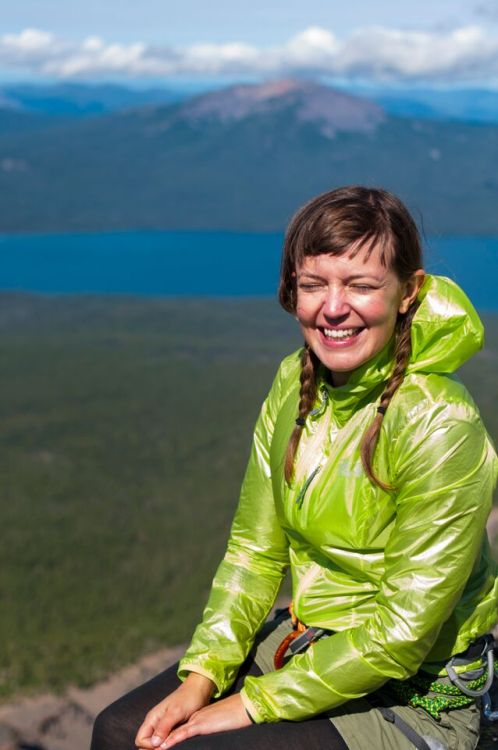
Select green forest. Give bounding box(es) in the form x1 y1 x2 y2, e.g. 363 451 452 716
1 293 497 699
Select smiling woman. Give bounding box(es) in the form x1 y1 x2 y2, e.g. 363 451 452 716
92 186 498 750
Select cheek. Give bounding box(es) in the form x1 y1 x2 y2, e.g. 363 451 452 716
295 300 314 326
360 297 400 328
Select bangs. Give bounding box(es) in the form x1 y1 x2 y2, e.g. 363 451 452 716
335 230 394 268
292 215 395 270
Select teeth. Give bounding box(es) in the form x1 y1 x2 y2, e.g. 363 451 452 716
323 327 360 339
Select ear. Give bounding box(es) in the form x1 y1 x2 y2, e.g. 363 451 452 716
398 269 425 314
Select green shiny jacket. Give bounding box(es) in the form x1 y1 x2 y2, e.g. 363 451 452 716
178 275 498 723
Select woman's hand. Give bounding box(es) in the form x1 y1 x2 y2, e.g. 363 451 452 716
135 672 215 749
158 693 252 749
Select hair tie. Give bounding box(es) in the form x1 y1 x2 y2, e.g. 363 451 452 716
377 406 386 416
295 416 306 427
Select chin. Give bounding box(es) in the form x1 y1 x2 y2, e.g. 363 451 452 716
313 344 369 374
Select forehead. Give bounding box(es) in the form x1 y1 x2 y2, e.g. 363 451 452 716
297 244 394 279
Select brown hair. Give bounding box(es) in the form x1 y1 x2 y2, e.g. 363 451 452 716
279 186 423 489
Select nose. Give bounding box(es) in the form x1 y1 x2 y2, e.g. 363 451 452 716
322 285 351 321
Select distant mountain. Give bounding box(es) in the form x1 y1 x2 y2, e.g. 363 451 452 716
174 79 385 136
4 80 498 125
0 78 497 235
0 82 186 117
348 86 498 124
0 83 193 138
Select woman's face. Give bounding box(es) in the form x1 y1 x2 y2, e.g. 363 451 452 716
295 244 424 386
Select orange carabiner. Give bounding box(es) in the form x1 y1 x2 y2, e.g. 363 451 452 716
273 602 307 669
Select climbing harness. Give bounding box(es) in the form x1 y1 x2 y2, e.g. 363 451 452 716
447 635 498 723
387 635 498 721
273 606 438 749
274 609 498 748
383 635 498 748
273 604 328 670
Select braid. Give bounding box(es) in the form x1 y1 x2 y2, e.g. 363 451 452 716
284 345 319 483
361 301 419 491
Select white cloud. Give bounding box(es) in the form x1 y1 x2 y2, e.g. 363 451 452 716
0 28 64 66
334 25 498 80
3 28 54 53
2 24 498 83
183 42 260 75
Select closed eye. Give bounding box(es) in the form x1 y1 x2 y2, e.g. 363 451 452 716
298 282 324 291
351 284 375 292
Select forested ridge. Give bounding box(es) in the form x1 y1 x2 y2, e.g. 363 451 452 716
1 293 496 698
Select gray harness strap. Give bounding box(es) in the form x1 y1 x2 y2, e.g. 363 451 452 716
288 627 328 655
378 707 433 750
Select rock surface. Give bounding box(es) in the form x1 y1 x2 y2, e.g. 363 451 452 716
0 647 184 750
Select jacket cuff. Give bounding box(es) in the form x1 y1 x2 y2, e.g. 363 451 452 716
240 686 267 724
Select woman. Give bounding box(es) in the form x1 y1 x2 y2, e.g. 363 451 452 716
92 187 498 750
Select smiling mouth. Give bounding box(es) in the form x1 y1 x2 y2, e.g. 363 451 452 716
321 326 364 340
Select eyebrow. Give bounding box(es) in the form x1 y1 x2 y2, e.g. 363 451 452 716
296 272 325 281
297 271 384 282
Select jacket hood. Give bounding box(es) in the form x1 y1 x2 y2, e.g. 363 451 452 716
407 274 483 374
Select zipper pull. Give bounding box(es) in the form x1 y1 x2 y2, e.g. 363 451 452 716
309 386 329 419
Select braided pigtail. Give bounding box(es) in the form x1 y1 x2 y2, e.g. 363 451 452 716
361 302 419 491
284 345 319 484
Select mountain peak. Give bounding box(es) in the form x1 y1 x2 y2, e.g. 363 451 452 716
177 78 385 137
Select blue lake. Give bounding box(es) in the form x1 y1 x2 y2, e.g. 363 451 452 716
0 230 497 310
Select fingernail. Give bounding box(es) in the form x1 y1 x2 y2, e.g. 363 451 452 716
151 737 162 747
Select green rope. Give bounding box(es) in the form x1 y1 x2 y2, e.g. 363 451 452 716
389 668 493 719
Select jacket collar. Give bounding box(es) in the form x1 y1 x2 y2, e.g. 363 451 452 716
316 341 393 425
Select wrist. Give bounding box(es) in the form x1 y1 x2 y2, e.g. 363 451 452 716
185 671 216 699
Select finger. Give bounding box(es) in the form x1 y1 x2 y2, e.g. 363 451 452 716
135 717 157 747
136 742 158 750
135 732 159 750
160 721 200 750
152 708 185 745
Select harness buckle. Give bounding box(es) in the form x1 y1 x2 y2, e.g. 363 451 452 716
289 627 327 655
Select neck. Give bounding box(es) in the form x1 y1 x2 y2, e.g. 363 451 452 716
329 370 349 388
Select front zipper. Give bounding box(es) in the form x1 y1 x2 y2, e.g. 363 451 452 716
292 385 330 509
295 465 321 509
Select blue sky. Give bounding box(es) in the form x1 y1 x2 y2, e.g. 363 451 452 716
1 0 498 85
1 0 489 43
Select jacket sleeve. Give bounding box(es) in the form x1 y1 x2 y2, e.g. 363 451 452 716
177 361 291 697
241 402 497 722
